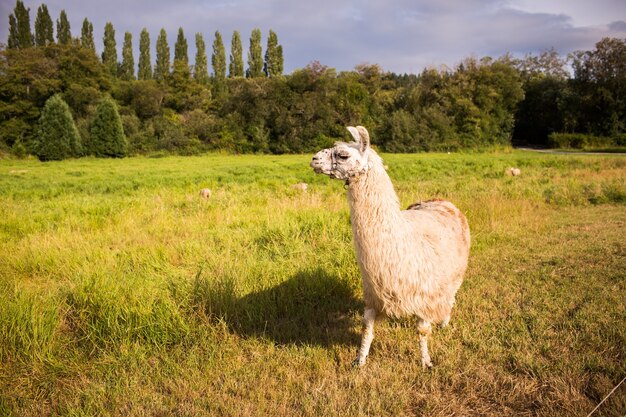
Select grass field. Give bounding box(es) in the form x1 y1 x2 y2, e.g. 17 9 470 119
1 150 624 416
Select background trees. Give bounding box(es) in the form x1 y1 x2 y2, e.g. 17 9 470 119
2 2 624 158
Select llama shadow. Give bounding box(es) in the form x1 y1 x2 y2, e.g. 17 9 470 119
193 268 361 347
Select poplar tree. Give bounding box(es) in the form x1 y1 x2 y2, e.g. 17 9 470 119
102 22 117 76
8 15 19 49
34 4 54 47
154 28 170 82
89 97 127 158
35 94 82 161
193 33 209 84
212 31 226 81
81 18 95 52
173 27 189 81
174 27 188 64
246 28 263 78
120 32 135 80
229 30 244 77
264 29 283 77
8 1 33 49
138 28 152 80
56 10 71 45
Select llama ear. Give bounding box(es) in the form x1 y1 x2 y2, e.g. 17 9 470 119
355 126 370 152
347 126 360 143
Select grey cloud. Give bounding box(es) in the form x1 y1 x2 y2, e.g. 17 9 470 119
1 0 625 74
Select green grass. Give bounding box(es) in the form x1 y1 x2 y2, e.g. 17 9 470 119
1 151 624 416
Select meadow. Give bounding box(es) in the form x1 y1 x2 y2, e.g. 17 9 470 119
0 150 624 416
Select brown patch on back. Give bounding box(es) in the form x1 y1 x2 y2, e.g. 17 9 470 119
406 198 446 211
407 199 470 248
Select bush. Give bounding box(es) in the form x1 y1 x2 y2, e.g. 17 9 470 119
88 97 128 157
35 94 82 161
547 133 615 149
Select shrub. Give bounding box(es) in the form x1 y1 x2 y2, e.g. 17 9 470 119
35 94 82 161
548 133 615 149
88 96 128 157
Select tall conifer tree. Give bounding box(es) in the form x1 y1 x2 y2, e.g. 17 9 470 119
193 33 209 84
102 22 117 76
8 15 19 49
246 28 263 78
229 30 244 78
154 28 170 82
120 32 135 80
212 30 226 95
8 1 33 49
81 18 95 52
264 29 283 77
138 28 152 80
212 31 226 81
34 4 53 47
35 95 82 161
89 97 127 158
56 10 71 45
174 27 188 64
173 27 189 81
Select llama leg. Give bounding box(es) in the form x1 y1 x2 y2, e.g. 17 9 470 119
417 319 433 369
440 296 456 328
353 308 376 367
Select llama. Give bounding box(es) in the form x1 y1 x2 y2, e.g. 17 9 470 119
310 126 470 368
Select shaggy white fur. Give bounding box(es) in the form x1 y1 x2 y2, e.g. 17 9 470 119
311 126 470 368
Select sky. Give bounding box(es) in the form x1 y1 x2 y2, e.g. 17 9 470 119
1 0 625 74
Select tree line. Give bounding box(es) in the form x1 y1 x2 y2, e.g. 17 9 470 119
1 1 624 160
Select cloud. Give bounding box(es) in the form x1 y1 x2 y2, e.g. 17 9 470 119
1 0 625 74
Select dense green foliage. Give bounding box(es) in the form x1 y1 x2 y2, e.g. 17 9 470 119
1 2 625 158
87 96 127 157
34 94 81 160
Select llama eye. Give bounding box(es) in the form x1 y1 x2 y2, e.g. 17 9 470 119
337 152 350 160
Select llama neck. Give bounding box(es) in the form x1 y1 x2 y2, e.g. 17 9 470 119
347 163 403 231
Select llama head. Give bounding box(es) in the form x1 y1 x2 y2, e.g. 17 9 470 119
310 126 373 182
